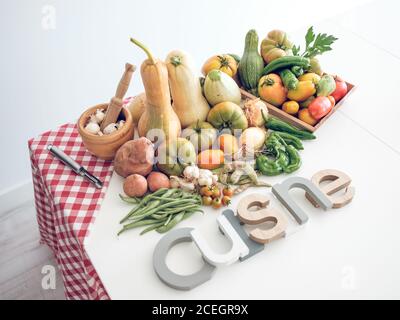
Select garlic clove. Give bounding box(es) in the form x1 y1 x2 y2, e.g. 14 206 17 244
95 109 105 123
103 123 117 135
85 122 100 134
117 120 125 129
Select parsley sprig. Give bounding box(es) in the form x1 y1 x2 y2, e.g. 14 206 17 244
293 26 338 58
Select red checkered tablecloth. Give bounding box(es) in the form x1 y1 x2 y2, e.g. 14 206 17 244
29 123 114 300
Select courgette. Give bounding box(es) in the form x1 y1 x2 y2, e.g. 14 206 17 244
262 56 310 75
238 29 265 96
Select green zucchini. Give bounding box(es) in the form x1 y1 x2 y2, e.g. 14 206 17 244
262 56 310 75
279 69 298 90
238 29 264 96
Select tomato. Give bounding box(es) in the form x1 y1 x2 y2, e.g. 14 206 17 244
200 186 213 197
202 54 238 77
218 134 239 156
282 101 300 115
298 108 318 126
223 186 234 197
212 197 222 209
211 186 221 198
258 74 287 107
197 149 225 170
222 196 231 206
202 196 213 206
308 96 332 120
328 96 335 108
331 76 348 102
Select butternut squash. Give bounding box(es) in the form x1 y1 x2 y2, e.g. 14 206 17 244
130 38 181 142
166 50 210 128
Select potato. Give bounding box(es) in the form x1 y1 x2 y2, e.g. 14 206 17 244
123 174 148 197
114 137 154 178
147 172 170 192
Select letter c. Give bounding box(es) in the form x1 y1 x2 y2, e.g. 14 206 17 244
153 228 216 291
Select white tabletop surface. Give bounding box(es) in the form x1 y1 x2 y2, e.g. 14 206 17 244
85 1 400 299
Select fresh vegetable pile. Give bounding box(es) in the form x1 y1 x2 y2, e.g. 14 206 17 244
89 26 352 236
255 27 348 125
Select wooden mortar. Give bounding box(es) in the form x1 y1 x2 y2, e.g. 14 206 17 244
78 104 134 160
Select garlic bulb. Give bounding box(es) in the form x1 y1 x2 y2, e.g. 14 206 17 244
103 123 117 135
183 165 200 181
95 109 105 123
85 122 100 134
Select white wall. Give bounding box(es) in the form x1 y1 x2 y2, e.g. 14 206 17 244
0 0 372 194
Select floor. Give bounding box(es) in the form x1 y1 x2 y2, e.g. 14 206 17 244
0 199 65 300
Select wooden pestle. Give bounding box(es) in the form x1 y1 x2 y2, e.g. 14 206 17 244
100 63 136 131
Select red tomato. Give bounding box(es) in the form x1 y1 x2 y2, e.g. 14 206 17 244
331 76 348 102
212 197 222 209
308 96 332 120
328 96 335 108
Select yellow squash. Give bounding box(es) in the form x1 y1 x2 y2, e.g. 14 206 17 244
166 50 210 128
131 38 181 142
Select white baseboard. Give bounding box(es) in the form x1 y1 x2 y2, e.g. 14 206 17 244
0 180 34 213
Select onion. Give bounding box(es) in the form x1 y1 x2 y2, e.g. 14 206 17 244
239 127 267 152
243 98 268 127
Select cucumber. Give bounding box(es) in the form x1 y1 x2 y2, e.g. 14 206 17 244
279 69 298 90
238 29 265 96
262 56 310 75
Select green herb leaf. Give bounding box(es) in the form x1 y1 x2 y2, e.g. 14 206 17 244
300 26 338 58
292 45 300 56
305 26 315 50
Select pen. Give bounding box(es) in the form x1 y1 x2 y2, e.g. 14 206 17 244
47 144 103 189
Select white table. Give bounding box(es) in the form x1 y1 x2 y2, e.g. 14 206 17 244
85 3 400 299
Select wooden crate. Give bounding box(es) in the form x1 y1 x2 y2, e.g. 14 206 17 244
240 81 355 132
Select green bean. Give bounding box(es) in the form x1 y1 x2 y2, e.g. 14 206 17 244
135 199 198 218
164 214 173 226
117 219 160 236
140 222 166 235
119 194 140 204
156 212 185 234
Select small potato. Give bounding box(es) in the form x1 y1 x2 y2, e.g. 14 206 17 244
147 172 170 192
123 174 148 197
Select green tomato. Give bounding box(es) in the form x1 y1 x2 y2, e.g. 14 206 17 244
181 121 217 152
207 101 248 133
157 138 197 176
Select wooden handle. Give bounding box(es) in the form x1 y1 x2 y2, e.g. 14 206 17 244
100 97 123 131
115 63 136 99
100 63 136 131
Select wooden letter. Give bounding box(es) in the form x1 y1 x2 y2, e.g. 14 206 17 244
306 169 355 208
237 194 288 245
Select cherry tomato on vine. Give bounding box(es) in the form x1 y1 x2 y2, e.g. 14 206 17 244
223 186 234 197
202 196 213 206
222 196 231 206
200 186 213 197
212 197 222 209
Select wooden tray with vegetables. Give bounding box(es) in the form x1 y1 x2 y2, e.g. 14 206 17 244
225 27 354 132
